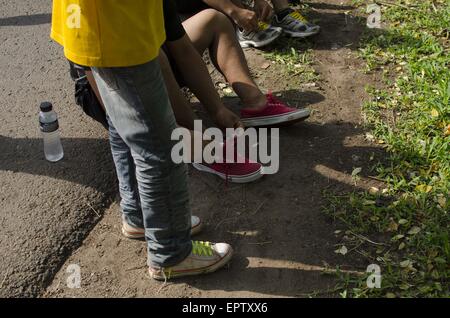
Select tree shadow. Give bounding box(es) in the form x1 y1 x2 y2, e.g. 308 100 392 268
0 95 384 297
302 1 356 11
171 1 429 297
0 13 51 27
180 117 385 296
258 1 428 56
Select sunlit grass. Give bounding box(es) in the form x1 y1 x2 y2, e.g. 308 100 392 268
325 0 449 297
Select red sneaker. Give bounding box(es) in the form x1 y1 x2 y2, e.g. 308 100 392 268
240 93 310 127
192 138 264 184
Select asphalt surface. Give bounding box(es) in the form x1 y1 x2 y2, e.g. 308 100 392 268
0 0 116 297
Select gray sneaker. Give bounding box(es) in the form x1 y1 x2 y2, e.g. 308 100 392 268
237 22 282 48
273 10 320 38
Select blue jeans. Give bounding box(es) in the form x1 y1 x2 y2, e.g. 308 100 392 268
91 59 192 268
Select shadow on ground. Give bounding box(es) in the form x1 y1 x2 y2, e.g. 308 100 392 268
0 13 51 27
0 80 384 297
0 134 113 189
173 120 384 297
40 117 384 297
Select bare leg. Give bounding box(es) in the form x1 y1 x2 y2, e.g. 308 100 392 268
86 70 105 110
270 0 290 12
159 51 213 155
158 51 197 130
182 9 267 110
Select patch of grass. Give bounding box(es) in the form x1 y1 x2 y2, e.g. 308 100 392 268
325 0 449 297
263 37 319 84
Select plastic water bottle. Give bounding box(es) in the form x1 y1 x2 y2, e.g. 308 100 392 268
39 102 64 162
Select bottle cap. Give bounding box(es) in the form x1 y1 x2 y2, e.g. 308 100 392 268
40 102 53 112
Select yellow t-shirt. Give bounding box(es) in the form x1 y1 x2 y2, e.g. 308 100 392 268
51 0 166 67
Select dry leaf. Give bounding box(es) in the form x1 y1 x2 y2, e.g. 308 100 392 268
260 62 271 70
363 199 376 206
400 260 412 268
393 234 404 241
369 187 379 195
365 133 375 142
437 196 446 208
387 220 399 232
351 167 362 177
444 124 450 136
335 245 348 255
416 184 433 193
408 226 421 235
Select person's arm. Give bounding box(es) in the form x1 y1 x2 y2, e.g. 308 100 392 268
253 0 274 22
203 0 258 31
166 34 242 129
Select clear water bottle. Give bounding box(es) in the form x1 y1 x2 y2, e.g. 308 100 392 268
39 102 64 162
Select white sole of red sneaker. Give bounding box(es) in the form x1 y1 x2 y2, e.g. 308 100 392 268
122 221 203 239
192 163 264 183
241 108 311 127
149 246 234 281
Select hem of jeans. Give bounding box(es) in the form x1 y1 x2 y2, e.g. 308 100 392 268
122 215 144 229
147 242 193 269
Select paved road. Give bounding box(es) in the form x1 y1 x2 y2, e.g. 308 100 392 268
0 0 116 297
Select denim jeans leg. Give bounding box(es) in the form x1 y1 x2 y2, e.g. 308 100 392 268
91 59 192 268
106 116 143 228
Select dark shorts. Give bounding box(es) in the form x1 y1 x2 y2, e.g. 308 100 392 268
69 61 109 130
174 0 209 14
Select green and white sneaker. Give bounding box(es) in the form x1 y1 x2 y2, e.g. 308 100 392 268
149 241 233 280
237 22 282 48
273 10 320 38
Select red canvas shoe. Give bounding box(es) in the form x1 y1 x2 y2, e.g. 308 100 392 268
240 93 311 127
192 138 264 184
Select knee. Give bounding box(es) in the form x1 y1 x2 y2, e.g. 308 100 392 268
203 8 234 31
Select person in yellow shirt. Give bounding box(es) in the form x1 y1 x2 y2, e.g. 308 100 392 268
51 0 232 280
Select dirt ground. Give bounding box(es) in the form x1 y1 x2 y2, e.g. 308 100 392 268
0 0 115 297
42 0 386 298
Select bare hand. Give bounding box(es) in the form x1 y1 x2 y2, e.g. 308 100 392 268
231 8 259 32
213 105 244 130
254 0 274 22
